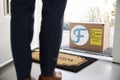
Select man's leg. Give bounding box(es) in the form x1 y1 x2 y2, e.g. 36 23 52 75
40 0 67 76
10 0 35 79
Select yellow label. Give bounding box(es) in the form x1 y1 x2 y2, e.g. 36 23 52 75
90 29 102 46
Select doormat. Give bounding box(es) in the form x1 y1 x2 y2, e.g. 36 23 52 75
32 51 97 72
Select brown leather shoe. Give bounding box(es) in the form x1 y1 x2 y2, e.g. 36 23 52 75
25 76 36 80
38 71 62 80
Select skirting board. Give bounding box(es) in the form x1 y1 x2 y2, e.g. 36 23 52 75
0 58 13 68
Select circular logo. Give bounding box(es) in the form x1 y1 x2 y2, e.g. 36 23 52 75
71 25 89 45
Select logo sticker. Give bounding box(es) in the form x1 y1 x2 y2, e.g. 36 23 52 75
71 25 89 45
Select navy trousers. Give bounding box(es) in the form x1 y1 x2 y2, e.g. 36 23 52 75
10 0 67 80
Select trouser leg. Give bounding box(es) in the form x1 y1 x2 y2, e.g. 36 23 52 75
40 0 67 76
10 0 35 79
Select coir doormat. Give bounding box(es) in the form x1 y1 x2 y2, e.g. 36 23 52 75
32 51 97 72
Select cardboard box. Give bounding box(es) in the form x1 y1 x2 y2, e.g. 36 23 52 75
70 22 110 52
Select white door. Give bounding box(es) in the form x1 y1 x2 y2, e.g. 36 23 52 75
0 0 12 66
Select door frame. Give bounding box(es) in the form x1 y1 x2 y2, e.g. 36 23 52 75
112 0 120 63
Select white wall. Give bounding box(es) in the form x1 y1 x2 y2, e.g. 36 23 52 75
31 0 42 50
0 0 12 65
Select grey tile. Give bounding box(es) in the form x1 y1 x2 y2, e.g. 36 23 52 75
0 62 17 80
0 61 120 80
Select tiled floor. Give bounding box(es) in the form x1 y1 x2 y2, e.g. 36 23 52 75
0 59 120 80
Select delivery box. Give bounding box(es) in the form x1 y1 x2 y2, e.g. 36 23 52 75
70 22 110 52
